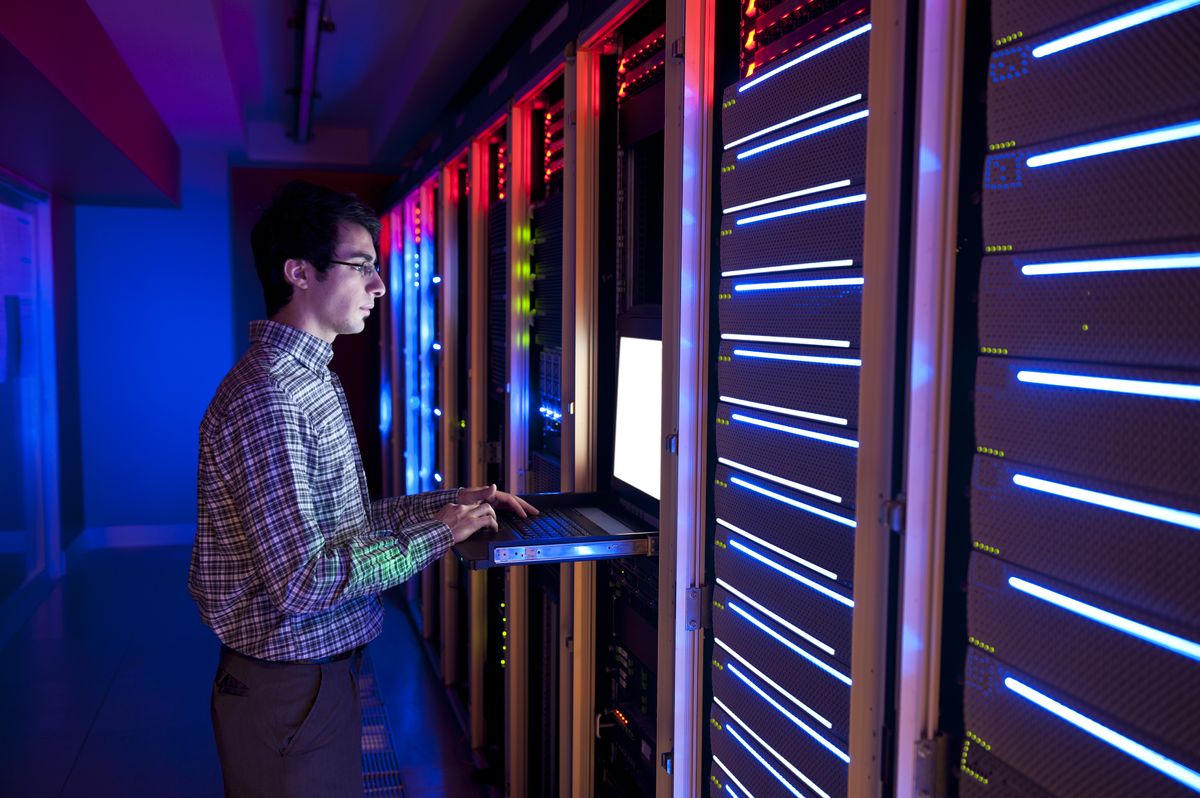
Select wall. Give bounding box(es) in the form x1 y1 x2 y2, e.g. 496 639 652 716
73 147 233 540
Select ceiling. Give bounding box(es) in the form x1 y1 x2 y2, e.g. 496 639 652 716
83 0 529 167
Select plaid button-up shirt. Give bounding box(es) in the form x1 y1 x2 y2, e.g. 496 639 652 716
189 320 454 661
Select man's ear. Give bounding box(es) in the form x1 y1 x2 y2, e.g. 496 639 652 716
282 258 309 291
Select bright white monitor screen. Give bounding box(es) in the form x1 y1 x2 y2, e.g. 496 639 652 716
613 335 662 501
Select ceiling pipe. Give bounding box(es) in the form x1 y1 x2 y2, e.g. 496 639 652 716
291 0 332 144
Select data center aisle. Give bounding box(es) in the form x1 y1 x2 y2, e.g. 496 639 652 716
0 546 488 797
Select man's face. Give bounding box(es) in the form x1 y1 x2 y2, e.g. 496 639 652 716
309 221 386 340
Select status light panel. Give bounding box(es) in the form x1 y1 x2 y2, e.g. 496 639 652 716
710 13 871 798
963 1 1200 796
400 190 439 493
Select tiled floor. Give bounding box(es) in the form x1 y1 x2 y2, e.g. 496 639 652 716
0 546 488 798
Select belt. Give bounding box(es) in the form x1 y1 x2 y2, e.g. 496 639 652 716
221 643 361 667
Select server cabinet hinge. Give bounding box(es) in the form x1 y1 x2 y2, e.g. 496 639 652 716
883 495 906 535
684 584 713 631
914 733 949 798
671 37 684 58
661 750 673 775
665 432 678 455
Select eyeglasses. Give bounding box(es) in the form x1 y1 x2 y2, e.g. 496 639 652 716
328 259 380 279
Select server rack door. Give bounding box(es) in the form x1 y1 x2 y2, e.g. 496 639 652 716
708 2 911 796
956 1 1200 796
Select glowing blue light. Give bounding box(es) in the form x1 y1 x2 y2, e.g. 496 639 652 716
1009 576 1200 662
1017 369 1200 402
731 413 859 449
726 95 863 150
434 472 443 483
723 259 854 278
728 662 849 762
720 395 848 426
719 456 842 503
730 476 856 528
739 23 871 93
734 276 863 292
737 112 870 161
1026 120 1200 168
1032 0 1200 58
712 756 757 798
717 697 830 798
433 408 442 417
730 539 854 608
728 599 852 685
723 179 851 215
379 382 393 437
716 517 838 579
1013 473 1200 531
719 578 835 654
433 342 442 351
722 333 850 348
1021 252 1200 276
724 725 804 798
736 194 866 226
432 275 442 284
734 349 861 366
714 636 833 727
1005 677 1200 791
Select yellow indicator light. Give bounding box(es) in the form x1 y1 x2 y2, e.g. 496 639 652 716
1082 323 1089 331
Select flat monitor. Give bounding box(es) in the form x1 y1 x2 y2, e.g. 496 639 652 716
612 334 662 504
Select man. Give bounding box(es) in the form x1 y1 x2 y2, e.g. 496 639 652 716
189 180 535 797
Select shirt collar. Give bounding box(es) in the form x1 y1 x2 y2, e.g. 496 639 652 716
249 319 334 376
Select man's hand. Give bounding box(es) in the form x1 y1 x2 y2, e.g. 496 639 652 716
457 484 540 519
434 502 499 544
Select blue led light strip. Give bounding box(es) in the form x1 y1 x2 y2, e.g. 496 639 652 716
1032 0 1200 58
1005 677 1200 792
739 23 872 93
728 599 853 686
730 539 854 608
723 259 854 278
719 456 842 503
731 476 857 528
713 757 758 798
723 179 851 215
731 413 859 449
718 578 836 654
728 662 850 763
726 95 863 150
1026 120 1200 168
716 517 838 579
1009 576 1200 662
1021 252 1200 275
734 276 864 292
714 636 833 728
716 698 831 798
737 112 870 161
734 348 862 366
720 395 849 426
735 194 867 226
1017 369 1200 402
722 333 851 348
1012 473 1200 531
724 725 805 798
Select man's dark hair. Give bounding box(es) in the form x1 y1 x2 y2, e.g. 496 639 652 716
251 181 383 316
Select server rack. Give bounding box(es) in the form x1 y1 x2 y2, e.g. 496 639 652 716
954 2 1200 796
708 0 912 794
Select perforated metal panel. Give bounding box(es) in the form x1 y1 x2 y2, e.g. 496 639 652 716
962 1 1200 795
709 15 871 798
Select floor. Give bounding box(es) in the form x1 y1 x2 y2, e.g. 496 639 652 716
0 546 488 798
